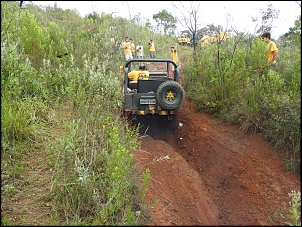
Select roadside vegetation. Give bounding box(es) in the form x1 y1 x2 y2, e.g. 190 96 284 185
183 19 301 174
1 1 300 225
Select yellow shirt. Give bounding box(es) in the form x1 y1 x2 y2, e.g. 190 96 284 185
130 42 135 53
122 41 131 54
171 50 179 63
200 35 209 47
128 70 149 81
219 30 230 41
267 41 278 63
149 42 155 52
210 36 217 43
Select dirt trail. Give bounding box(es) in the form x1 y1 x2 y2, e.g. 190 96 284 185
131 67 301 226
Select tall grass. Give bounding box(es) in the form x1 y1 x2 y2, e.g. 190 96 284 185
285 190 301 226
2 2 153 225
183 36 301 173
48 57 145 224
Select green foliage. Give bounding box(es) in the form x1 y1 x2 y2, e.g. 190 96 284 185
51 102 140 224
2 2 152 225
281 15 301 47
184 30 301 173
141 168 151 200
197 24 221 37
253 3 280 35
153 9 177 35
276 35 301 89
1 1 20 45
1 97 40 142
1 216 13 226
1 92 51 177
246 37 269 75
46 21 68 60
18 10 48 67
284 190 301 226
45 46 142 224
1 45 52 106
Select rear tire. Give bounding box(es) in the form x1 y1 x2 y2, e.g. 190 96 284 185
156 80 185 109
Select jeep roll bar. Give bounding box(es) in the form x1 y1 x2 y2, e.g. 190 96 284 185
124 58 180 82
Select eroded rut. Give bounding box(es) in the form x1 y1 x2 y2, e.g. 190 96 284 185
131 98 301 226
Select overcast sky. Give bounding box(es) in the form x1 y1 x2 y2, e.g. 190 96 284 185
31 1 301 39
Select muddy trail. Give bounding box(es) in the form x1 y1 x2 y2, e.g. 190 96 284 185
132 99 300 226
131 64 300 226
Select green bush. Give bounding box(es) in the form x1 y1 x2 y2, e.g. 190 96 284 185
184 34 301 173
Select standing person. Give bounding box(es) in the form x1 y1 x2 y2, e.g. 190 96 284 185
148 39 156 58
261 31 278 67
219 27 230 42
136 41 144 59
136 41 144 67
210 35 217 44
200 33 210 47
121 36 132 61
170 46 180 71
129 38 135 58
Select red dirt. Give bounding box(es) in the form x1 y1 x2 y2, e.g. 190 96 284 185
131 66 301 226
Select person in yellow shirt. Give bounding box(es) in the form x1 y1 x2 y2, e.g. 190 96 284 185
219 28 230 41
128 64 149 81
210 35 217 43
182 36 188 46
148 39 156 58
170 46 180 71
121 36 133 61
186 37 191 46
127 64 149 92
261 31 278 67
129 38 135 57
178 37 182 45
200 33 209 47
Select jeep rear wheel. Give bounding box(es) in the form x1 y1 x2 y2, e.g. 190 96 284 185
156 80 185 109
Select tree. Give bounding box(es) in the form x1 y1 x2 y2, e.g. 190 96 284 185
197 24 221 37
280 15 301 47
251 4 280 36
87 11 101 21
171 1 201 61
179 30 191 38
153 9 177 35
145 19 152 30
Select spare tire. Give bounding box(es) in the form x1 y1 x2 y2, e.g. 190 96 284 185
156 80 185 109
